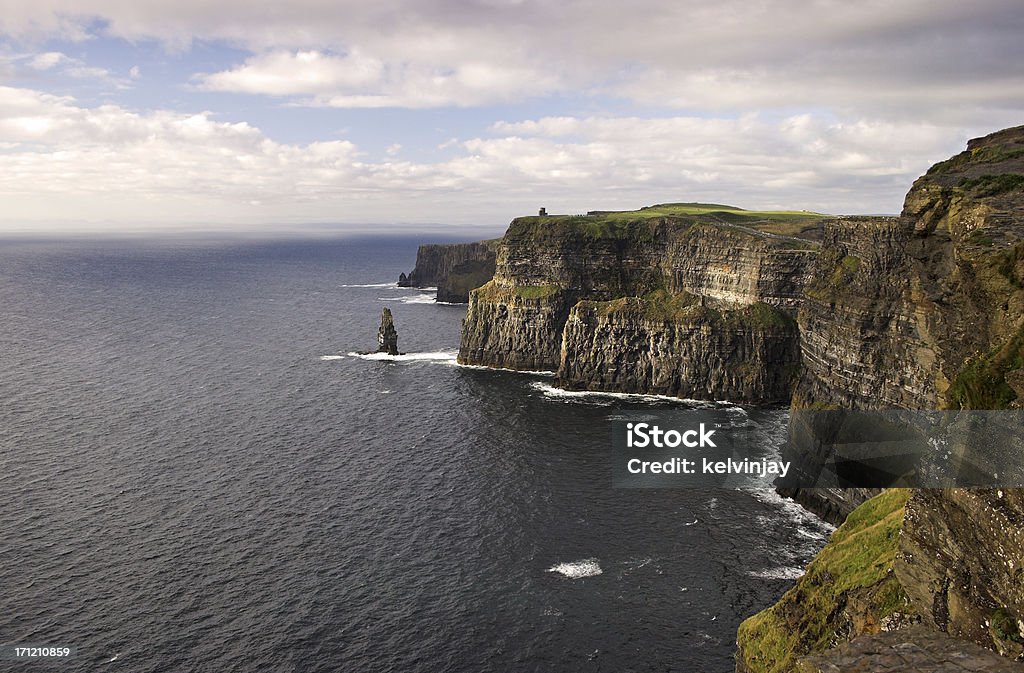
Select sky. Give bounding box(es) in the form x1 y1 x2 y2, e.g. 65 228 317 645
0 1 1022 233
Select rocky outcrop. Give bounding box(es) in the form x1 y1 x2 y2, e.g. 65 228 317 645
896 489 1024 660
459 212 819 398
399 241 497 303
736 490 919 673
795 625 1023 673
377 308 398 355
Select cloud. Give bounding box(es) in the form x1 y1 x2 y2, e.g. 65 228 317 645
2 50 125 87
0 1 1021 120
0 84 996 231
195 49 561 108
29 51 66 70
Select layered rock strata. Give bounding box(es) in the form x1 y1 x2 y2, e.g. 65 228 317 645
738 125 1024 670
459 215 817 400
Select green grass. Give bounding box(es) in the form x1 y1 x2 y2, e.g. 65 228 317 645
950 323 1024 409
959 173 1024 197
514 284 560 300
526 202 828 238
726 302 798 329
967 230 996 247
737 490 914 673
473 281 562 302
587 290 701 321
927 146 1024 177
584 292 797 331
805 251 862 302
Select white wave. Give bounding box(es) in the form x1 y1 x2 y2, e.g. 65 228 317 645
747 566 807 581
530 381 728 406
795 527 829 541
347 350 458 364
744 488 837 547
379 293 436 304
622 557 653 572
339 282 399 288
546 558 602 579
457 363 556 376
319 355 346 361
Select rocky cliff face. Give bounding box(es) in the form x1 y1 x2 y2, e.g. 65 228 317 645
399 241 497 303
459 212 818 400
558 296 800 403
738 125 1024 670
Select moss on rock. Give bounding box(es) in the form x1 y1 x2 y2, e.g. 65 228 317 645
736 490 916 673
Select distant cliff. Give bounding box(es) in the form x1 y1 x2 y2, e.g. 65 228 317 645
399 241 497 303
458 206 822 402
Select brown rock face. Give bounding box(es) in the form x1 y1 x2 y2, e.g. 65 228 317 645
765 125 1024 666
896 489 1024 659
558 297 800 403
796 625 1023 673
458 214 817 400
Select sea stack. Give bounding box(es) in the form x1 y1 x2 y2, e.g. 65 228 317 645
377 307 399 355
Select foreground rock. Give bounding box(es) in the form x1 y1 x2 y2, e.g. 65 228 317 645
796 626 1022 673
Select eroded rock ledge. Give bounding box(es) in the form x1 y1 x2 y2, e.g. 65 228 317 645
797 626 1022 673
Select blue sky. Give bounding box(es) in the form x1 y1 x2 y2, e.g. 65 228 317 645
1 1 1022 232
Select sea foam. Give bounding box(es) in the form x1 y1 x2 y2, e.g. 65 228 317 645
379 293 437 304
347 350 458 364
546 558 602 579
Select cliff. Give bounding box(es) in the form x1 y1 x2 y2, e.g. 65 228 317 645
437 127 1024 669
458 205 822 401
398 241 497 303
737 125 1024 670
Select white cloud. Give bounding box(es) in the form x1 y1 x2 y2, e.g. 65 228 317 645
0 84 996 231
29 51 66 70
196 49 561 108
1 1 1021 119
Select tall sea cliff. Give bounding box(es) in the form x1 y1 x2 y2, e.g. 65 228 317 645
447 125 1024 671
459 207 821 402
738 125 1024 672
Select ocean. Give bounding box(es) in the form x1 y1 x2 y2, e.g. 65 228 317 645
0 235 831 673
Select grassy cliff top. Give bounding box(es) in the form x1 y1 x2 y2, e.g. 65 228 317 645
736 489 914 673
516 202 828 239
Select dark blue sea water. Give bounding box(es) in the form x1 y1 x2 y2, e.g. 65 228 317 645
0 236 831 673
